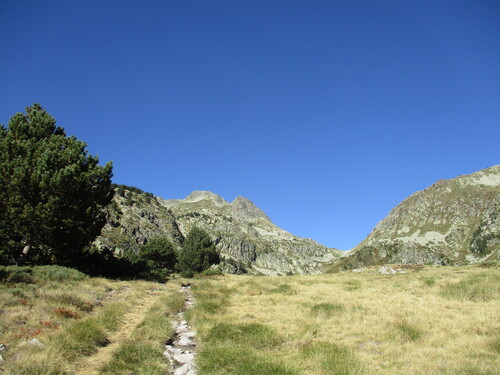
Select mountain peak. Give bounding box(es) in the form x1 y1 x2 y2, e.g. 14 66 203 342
184 191 227 205
231 196 271 222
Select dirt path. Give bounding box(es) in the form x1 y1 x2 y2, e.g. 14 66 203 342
73 291 161 375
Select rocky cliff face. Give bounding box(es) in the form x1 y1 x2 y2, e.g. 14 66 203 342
95 189 341 275
331 165 500 270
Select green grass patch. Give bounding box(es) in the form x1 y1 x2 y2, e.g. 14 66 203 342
205 322 281 349
3 351 70 375
198 344 299 375
99 341 165 375
441 273 500 301
269 284 295 294
344 280 362 291
51 319 109 360
422 277 436 286
310 302 345 317
301 341 363 375
395 320 423 342
490 336 500 353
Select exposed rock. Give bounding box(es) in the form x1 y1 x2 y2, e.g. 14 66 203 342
378 266 396 274
19 338 43 348
165 285 197 375
95 188 341 275
174 363 196 375
352 267 367 273
231 196 270 221
332 165 500 270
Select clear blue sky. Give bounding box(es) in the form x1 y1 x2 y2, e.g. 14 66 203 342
1 1 499 250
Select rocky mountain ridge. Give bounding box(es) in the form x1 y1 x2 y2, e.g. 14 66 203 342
331 165 500 270
95 189 341 275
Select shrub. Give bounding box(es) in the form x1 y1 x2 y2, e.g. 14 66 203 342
200 268 224 277
32 265 87 282
0 266 34 283
138 237 177 275
177 227 219 277
0 265 87 283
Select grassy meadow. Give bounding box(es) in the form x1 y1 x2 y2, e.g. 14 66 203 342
189 264 500 375
0 264 499 374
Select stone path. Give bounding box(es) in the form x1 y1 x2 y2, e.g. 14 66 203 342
164 284 197 375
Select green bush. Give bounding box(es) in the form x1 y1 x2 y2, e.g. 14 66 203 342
123 237 177 281
0 265 87 283
0 266 34 283
32 265 87 282
200 268 224 277
177 227 219 277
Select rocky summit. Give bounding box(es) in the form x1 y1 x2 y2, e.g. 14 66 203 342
332 165 500 270
95 189 341 275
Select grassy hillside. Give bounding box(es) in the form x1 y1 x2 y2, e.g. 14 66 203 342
188 264 500 375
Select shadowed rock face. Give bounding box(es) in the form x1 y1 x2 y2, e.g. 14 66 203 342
95 190 341 275
331 165 500 271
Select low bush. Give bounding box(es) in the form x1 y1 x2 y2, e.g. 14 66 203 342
0 266 34 283
0 265 87 283
32 265 87 282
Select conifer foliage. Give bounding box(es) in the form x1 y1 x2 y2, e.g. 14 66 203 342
0 104 114 265
177 227 219 277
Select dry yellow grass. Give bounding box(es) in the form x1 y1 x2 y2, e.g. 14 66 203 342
0 268 179 374
191 265 500 375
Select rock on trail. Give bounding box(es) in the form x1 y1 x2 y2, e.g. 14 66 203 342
164 284 197 375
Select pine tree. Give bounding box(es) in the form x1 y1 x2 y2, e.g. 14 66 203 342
0 104 114 265
177 226 219 277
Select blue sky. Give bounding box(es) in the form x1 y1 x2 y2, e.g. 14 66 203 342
1 1 499 250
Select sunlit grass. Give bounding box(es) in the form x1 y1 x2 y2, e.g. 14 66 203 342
190 265 500 375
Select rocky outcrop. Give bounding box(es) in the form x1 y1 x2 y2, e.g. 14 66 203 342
95 189 341 275
331 165 500 271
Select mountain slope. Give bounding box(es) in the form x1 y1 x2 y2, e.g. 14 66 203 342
331 165 500 270
95 189 341 275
